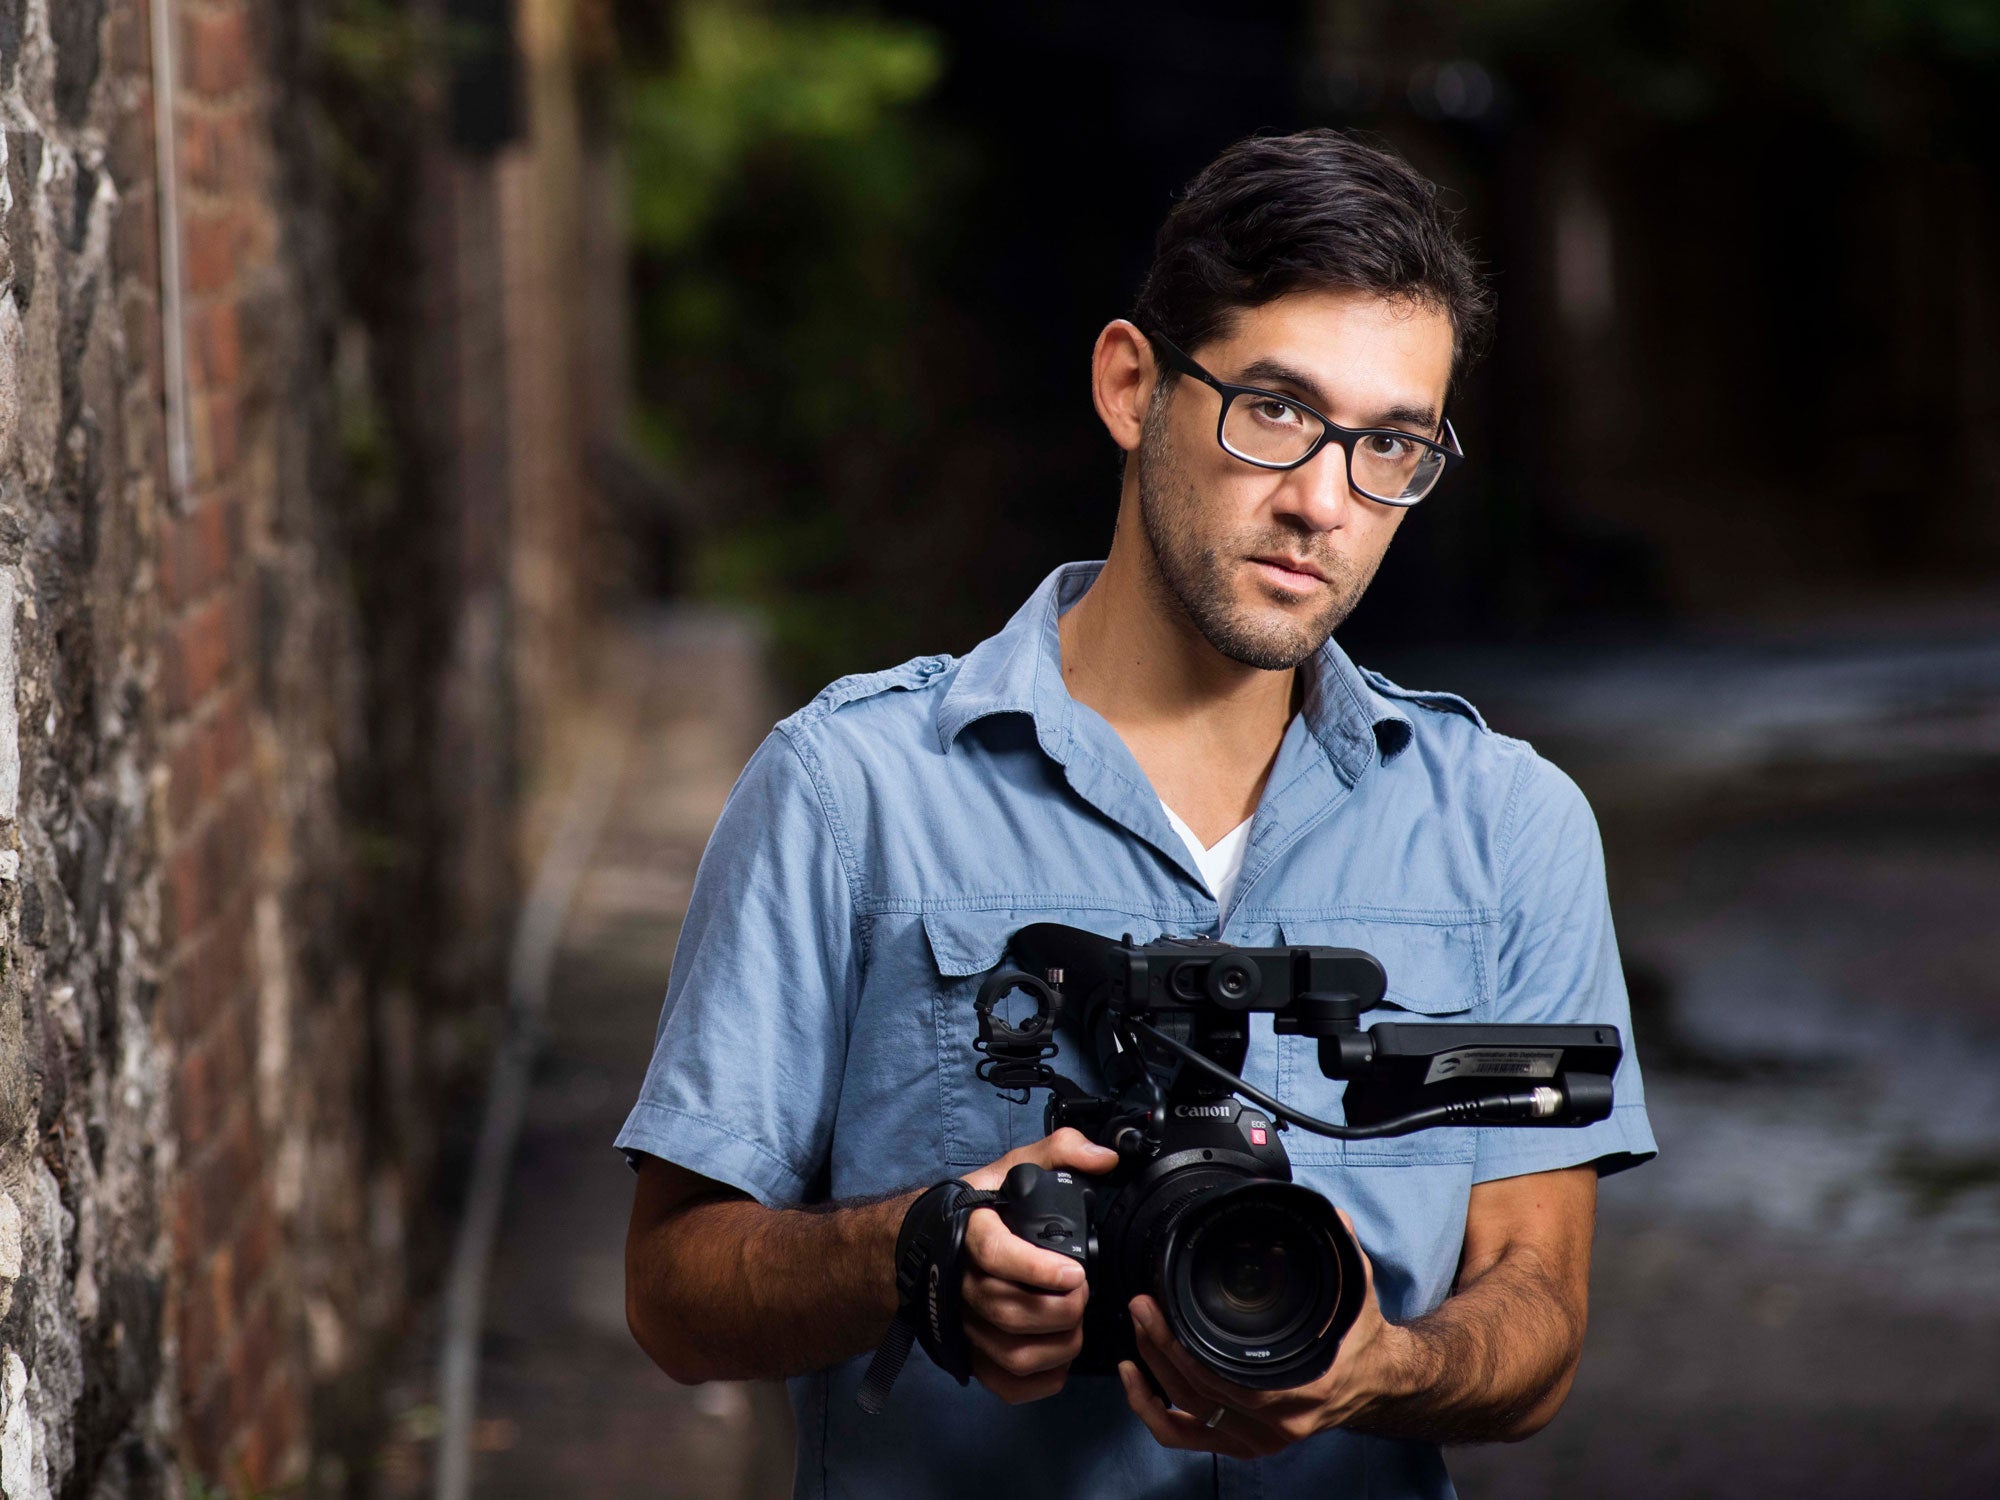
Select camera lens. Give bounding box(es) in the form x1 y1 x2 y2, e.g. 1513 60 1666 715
1190 1209 1313 1341
1156 1181 1362 1389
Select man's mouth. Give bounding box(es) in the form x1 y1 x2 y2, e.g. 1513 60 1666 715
1247 555 1328 591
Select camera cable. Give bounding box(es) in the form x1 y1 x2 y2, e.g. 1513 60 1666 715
1124 1018 1564 1140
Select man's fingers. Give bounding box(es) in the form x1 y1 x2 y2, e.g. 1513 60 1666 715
1131 1310 1227 1422
970 1347 1068 1406
965 1128 1119 1193
964 1207 1085 1292
1129 1296 1267 1416
1117 1360 1203 1451
1034 1126 1120 1174
1130 1297 1300 1455
1117 1362 1260 1461
963 1270 1086 1335
963 1314 1084 1379
1335 1206 1377 1296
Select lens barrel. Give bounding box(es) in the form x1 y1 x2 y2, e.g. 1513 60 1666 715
1154 1180 1364 1390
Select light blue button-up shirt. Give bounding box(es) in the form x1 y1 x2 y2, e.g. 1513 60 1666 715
618 560 1656 1500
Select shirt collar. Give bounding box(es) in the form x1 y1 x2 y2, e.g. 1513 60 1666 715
936 560 1413 783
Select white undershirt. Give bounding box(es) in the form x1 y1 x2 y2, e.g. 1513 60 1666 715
1160 801 1254 917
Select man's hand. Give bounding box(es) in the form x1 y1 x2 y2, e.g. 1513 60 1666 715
957 1128 1120 1404
1117 1207 1401 1459
1118 1167 1597 1454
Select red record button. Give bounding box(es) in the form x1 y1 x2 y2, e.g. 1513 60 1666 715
1249 1125 1268 1146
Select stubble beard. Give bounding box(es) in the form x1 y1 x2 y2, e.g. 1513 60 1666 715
1133 389 1375 672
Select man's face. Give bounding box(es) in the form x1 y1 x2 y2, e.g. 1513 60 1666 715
1134 288 1456 671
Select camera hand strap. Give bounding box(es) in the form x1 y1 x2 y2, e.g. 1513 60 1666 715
858 1178 999 1414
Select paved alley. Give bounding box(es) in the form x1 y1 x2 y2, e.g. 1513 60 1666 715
469 609 793 1500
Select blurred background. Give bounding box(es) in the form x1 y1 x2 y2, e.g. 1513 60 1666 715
2 1 1995 1498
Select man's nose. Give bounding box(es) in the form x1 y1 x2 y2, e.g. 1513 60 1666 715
1272 439 1355 531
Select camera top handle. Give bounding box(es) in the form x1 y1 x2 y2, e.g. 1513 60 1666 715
979 923 1621 1144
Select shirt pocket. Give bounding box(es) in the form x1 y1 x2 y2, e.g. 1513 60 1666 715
921 905 1168 1167
1273 913 1494 1167
920 906 1018 1165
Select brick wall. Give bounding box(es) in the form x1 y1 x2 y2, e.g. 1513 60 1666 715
0 2 617 1495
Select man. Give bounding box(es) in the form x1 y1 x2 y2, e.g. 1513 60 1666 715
619 129 1655 1499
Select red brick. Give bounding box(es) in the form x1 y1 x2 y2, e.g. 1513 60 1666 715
163 779 260 946
217 804 262 925
226 1292 279 1428
183 7 256 100
164 889 252 1037
189 1105 262 1257
161 497 242 610
165 733 202 829
162 591 237 718
165 689 252 831
184 211 245 296
190 386 242 486
241 1374 303 1494
180 1245 242 1408
181 108 256 198
164 838 208 948
174 1031 219 1149
174 995 253 1148
231 1199 278 1310
187 300 241 393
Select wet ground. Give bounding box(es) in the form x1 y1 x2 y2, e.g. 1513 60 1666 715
442 604 2000 1498
1418 614 2000 1499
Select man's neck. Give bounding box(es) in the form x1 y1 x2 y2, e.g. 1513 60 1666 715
1057 546 1301 848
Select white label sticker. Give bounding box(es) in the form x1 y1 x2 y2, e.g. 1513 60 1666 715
1423 1047 1563 1085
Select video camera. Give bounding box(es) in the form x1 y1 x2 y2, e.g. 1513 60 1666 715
859 924 1620 1411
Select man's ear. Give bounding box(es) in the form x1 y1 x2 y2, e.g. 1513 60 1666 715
1091 320 1158 455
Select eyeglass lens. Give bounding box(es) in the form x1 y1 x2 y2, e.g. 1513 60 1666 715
1220 394 1446 501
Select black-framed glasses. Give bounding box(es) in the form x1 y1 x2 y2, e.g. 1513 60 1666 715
1144 329 1464 506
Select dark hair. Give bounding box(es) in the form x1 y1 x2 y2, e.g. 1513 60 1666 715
1131 129 1494 385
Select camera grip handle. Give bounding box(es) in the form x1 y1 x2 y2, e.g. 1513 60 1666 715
995 1164 1091 1270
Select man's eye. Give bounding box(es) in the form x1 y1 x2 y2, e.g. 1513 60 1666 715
1251 399 1303 426
1362 433 1415 459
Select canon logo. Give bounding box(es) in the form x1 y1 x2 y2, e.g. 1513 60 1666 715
1172 1103 1234 1119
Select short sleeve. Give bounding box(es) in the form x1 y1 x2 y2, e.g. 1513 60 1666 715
614 728 860 1204
1473 755 1657 1184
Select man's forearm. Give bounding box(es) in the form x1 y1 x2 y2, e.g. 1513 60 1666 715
627 1188 920 1384
1347 1243 1586 1445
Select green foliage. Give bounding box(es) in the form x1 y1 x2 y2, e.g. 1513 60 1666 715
315 1 508 211
620 1 961 691
314 2 436 213
624 3 942 255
